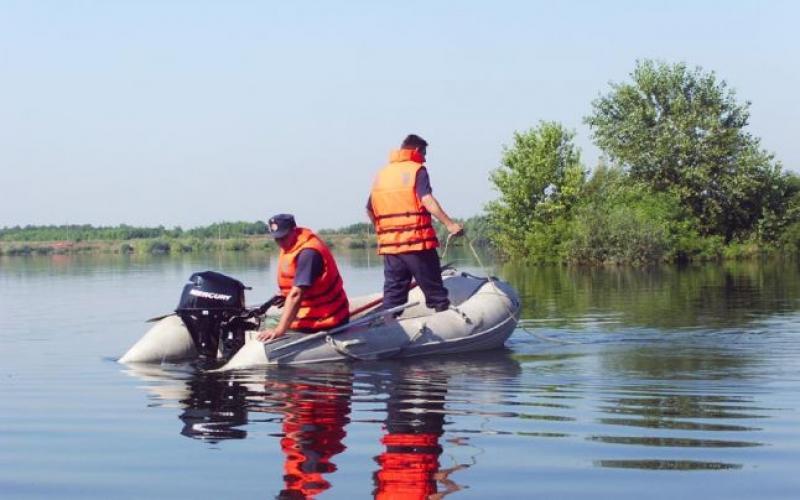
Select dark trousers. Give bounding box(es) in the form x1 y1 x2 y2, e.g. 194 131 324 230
383 249 450 311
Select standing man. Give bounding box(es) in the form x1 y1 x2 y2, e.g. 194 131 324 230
367 134 463 313
257 214 349 342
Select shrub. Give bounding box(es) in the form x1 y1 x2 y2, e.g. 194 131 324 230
6 245 33 256
253 239 275 252
569 199 672 265
778 221 800 255
722 239 762 260
347 238 367 249
173 240 194 253
223 239 250 252
567 171 683 264
148 240 171 255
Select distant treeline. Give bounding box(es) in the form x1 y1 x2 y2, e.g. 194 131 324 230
318 222 373 236
318 217 492 250
307 218 491 252
0 221 273 256
0 217 493 257
0 221 267 242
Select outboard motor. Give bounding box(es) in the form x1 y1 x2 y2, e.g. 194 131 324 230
176 271 255 362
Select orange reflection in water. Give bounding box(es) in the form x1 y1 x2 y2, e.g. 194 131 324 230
275 377 352 498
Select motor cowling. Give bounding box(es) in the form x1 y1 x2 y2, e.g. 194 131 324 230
175 271 252 361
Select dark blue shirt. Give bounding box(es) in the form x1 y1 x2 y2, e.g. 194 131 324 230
293 248 323 288
366 167 433 212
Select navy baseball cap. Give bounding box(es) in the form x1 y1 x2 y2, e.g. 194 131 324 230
267 214 296 239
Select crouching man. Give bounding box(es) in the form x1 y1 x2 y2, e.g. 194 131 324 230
257 214 349 342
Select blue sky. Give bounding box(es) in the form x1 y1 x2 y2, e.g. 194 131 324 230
1 1 798 229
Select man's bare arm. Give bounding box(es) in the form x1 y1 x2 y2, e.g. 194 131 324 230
274 286 304 334
421 194 463 236
256 286 305 341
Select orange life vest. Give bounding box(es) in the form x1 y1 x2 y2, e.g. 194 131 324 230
370 149 439 255
277 227 349 331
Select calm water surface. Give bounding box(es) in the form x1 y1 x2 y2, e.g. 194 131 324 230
1 251 799 499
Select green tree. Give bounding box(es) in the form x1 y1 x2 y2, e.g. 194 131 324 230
569 165 690 264
586 60 785 241
757 172 800 243
486 122 585 259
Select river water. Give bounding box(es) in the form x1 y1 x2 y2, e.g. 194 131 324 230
1 251 799 499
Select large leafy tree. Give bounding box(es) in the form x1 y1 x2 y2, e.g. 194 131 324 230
586 60 784 241
486 122 585 258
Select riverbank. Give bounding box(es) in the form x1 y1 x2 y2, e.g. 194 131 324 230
0 234 379 256
4 223 793 264
1 235 795 264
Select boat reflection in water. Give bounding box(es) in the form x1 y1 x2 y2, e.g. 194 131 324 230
123 350 521 497
373 363 463 499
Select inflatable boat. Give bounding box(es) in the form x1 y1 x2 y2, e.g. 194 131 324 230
119 268 520 370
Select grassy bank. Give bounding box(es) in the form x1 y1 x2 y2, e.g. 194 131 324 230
0 237 262 256
0 233 384 257
3 218 795 263
0 220 381 257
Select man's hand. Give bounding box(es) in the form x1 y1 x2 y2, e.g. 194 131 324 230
259 287 302 343
446 222 464 237
256 328 285 342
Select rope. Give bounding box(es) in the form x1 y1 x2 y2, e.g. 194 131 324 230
458 235 579 346
442 232 454 261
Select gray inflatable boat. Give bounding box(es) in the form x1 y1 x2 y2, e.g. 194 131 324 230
119 270 520 369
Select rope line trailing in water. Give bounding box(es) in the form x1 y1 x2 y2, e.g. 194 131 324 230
444 233 579 346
